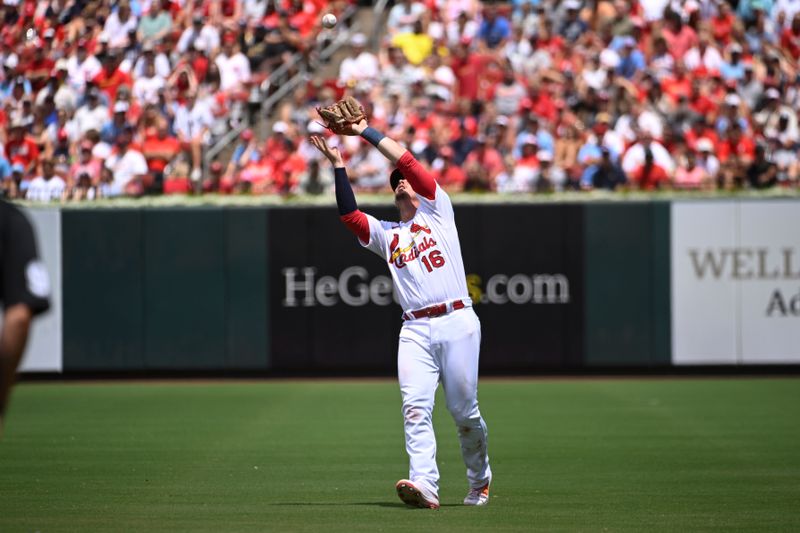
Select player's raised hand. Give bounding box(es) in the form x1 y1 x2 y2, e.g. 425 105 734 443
309 135 345 167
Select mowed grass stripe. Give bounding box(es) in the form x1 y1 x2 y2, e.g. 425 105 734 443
0 379 798 532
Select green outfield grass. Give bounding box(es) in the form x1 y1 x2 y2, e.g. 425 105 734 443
1 378 798 532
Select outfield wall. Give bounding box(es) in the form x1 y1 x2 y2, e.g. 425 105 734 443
16 198 799 374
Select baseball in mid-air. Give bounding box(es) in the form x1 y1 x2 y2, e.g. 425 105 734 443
322 13 337 29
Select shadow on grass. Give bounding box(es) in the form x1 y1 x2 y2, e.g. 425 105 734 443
267 502 463 508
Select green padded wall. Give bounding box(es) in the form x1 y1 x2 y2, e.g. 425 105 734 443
224 208 269 369
62 210 145 370
583 202 671 366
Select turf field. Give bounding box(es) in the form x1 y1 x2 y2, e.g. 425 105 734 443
1 378 798 532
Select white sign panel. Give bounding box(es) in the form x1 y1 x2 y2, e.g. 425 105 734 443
672 202 738 364
738 202 800 363
19 207 62 372
672 200 800 364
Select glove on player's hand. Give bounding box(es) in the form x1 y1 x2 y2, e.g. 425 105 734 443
316 96 367 135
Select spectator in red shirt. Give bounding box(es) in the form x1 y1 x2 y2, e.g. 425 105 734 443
630 148 670 190
662 11 698 60
781 14 800 60
92 50 133 103
141 119 181 193
432 146 466 192
465 136 504 184
5 118 40 175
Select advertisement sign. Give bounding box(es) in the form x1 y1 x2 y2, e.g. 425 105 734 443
268 204 584 372
672 200 800 364
18 208 62 372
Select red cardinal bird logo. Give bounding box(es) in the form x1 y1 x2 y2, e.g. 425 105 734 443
389 233 400 252
410 223 431 235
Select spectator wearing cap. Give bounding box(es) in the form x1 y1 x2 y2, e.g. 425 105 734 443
446 11 479 47
92 50 133 103
68 140 102 187
5 119 40 176
558 0 588 43
738 63 764 109
34 61 76 112
101 101 132 144
629 148 670 190
497 137 537 193
4 162 27 199
720 43 746 81
65 40 102 94
26 46 56 93
622 131 675 176
26 159 65 202
674 149 713 190
1 76 31 107
226 127 257 181
130 41 172 80
339 33 380 92
531 150 567 192
133 60 166 106
431 145 467 192
715 93 749 134
746 143 778 188
695 137 721 178
104 126 148 196
142 118 181 193
514 116 554 159
138 0 173 44
662 11 698 61
387 0 427 36
582 147 627 190
492 65 526 117
173 91 214 182
392 19 434 66
177 13 221 55
616 37 646 79
216 32 251 93
478 4 511 50
755 88 797 136
465 135 504 185
102 0 138 49
683 33 724 74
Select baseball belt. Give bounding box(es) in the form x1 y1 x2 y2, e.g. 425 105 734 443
402 299 466 321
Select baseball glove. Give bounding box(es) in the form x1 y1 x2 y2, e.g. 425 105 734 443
316 96 366 134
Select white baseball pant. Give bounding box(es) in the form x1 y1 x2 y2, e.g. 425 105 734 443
397 306 492 496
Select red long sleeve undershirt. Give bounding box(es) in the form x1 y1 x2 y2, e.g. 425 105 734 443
339 152 437 243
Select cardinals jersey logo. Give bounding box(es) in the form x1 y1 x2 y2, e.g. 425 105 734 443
411 223 431 235
389 233 400 253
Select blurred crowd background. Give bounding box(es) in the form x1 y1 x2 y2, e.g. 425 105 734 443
3 0 800 201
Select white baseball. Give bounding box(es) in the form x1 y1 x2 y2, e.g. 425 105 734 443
322 13 337 29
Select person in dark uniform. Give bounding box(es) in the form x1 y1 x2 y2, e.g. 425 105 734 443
0 199 51 434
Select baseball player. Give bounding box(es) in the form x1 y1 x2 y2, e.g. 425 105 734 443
310 99 492 509
0 199 51 436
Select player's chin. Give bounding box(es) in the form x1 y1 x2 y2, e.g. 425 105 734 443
395 190 409 200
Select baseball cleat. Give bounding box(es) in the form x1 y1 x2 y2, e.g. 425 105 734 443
395 479 440 509
463 482 490 506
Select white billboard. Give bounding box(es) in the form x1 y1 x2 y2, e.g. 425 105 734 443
18 207 62 372
672 200 800 364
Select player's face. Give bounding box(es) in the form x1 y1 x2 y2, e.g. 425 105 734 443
394 179 417 203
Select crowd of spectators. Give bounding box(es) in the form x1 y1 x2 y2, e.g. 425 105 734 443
260 0 800 195
1 0 350 201
8 0 800 201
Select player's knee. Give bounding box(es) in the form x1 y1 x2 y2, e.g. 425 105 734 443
402 403 430 425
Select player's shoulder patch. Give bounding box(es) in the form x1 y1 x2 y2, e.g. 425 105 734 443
26 260 51 299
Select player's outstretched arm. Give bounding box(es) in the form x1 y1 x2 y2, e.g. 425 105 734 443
317 97 436 200
309 135 369 243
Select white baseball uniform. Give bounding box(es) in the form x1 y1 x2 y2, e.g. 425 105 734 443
345 152 492 497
